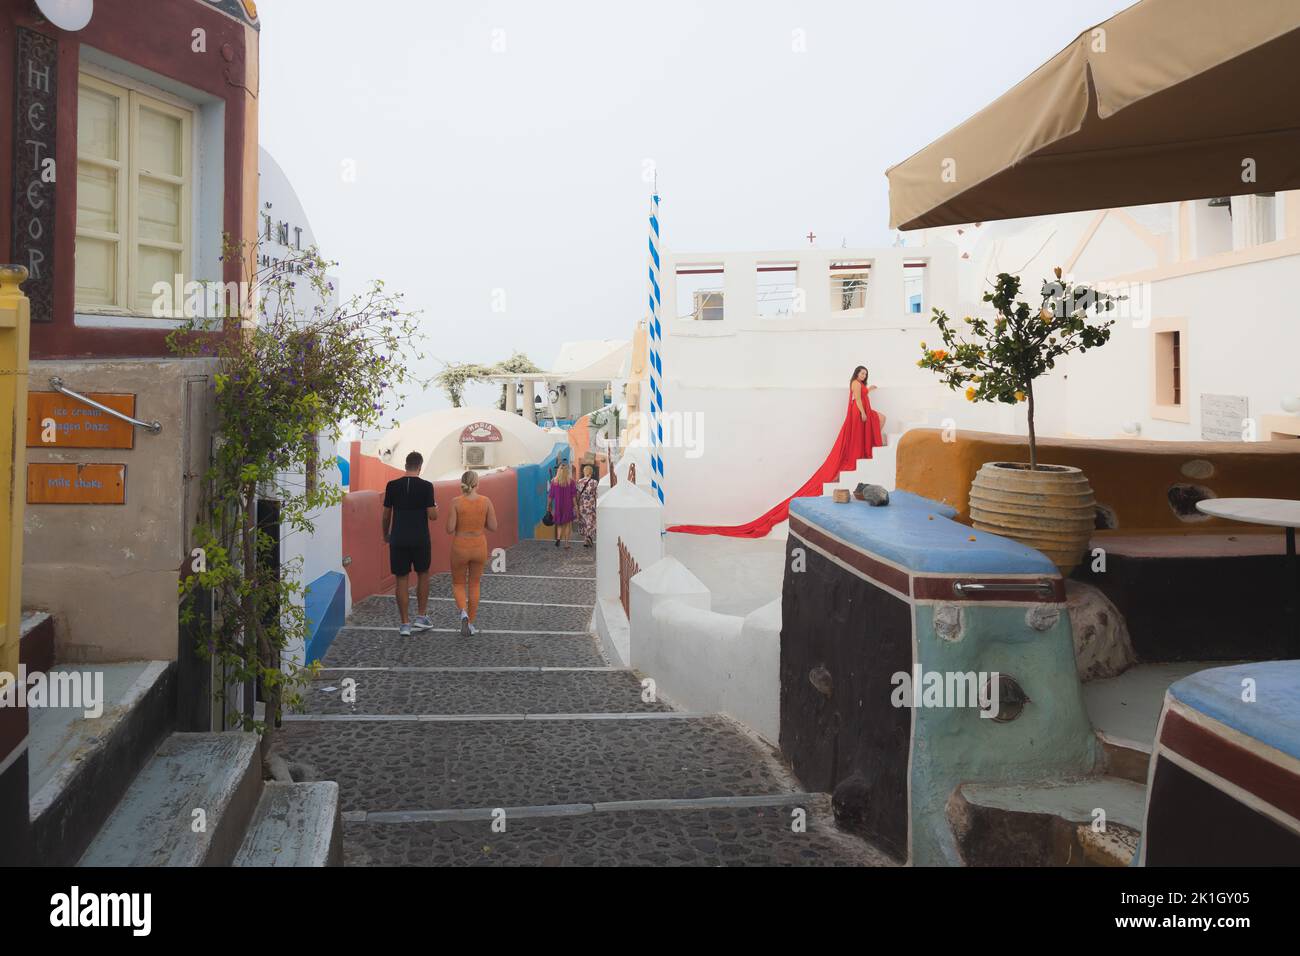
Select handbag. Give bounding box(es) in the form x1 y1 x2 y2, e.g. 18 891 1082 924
542 510 555 527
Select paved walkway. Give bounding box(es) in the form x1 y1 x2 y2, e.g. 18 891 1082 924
276 540 886 866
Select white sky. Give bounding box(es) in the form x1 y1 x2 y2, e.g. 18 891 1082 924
257 0 1132 418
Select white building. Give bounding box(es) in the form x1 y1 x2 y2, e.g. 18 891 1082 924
492 339 630 426
259 147 349 669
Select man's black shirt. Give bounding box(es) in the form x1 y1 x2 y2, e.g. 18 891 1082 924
383 475 436 546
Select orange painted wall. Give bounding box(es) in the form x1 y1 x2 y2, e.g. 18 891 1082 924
895 428 1300 534
341 448 520 602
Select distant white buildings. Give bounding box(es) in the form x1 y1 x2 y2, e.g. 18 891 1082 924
491 339 630 426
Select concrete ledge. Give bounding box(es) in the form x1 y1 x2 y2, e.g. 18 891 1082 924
30 661 175 866
234 781 343 867
79 732 262 867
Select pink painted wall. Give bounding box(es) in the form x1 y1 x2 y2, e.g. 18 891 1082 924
342 446 521 603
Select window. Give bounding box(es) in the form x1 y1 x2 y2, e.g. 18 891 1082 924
903 258 927 315
1155 330 1181 406
76 73 192 315
830 261 870 312
676 264 724 321
756 262 798 318
1150 317 1190 423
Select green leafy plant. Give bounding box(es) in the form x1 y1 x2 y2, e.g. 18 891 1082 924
435 361 494 408
918 268 1119 469
492 351 542 410
169 238 423 744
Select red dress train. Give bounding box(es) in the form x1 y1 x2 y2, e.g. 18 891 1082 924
668 385 884 537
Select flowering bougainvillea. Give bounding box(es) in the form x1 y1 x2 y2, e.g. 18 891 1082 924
918 268 1119 469
169 238 424 742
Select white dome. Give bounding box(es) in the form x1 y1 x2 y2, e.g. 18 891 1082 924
374 406 561 480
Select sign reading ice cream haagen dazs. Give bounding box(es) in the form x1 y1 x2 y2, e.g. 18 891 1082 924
11 28 58 323
25 392 137 449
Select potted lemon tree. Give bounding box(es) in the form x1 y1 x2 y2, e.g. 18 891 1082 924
918 269 1119 572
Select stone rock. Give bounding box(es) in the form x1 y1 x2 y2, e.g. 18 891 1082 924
808 664 833 698
1180 459 1215 480
1026 605 1060 632
832 773 871 833
1065 579 1136 681
854 483 890 506
933 603 964 642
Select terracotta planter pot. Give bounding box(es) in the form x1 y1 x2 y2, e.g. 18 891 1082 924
969 461 1096 573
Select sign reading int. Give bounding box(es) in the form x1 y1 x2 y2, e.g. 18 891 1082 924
28 463 127 505
26 392 137 449
11 28 58 323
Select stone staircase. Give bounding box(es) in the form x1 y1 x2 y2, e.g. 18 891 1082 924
274 540 889 866
23 623 342 867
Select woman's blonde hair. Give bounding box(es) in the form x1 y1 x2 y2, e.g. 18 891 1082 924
555 462 573 486
460 470 479 494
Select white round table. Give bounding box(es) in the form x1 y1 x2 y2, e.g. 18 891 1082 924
1197 498 1300 652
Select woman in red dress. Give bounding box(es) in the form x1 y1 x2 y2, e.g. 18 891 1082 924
840 365 885 471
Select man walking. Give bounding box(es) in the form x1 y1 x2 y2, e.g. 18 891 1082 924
382 451 438 636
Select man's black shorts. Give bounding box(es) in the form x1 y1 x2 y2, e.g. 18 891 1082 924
389 541 432 575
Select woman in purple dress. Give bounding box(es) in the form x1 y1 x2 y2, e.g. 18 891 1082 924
575 462 599 547
548 462 578 549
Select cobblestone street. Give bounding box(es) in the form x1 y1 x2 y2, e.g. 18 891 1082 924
276 540 887 866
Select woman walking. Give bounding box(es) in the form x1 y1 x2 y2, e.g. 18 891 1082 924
446 470 498 636
575 462 599 546
548 462 578 549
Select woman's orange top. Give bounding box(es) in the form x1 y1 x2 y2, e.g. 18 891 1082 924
454 495 489 535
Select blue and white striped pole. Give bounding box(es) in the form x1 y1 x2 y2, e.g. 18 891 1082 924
647 192 666 505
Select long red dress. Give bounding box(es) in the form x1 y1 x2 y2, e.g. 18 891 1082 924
840 382 885 470
668 383 884 537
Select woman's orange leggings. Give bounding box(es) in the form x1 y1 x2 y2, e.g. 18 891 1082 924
451 536 489 622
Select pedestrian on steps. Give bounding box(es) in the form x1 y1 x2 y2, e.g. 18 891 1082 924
382 451 437 637
548 462 577 550
575 462 599 547
447 469 497 636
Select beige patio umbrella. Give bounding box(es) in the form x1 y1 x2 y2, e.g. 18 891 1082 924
887 0 1300 230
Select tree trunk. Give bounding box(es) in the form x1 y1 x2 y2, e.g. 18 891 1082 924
1026 382 1038 470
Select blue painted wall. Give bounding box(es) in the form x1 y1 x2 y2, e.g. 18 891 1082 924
515 441 571 539
304 570 347 665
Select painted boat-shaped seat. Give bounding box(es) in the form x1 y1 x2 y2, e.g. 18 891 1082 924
1140 660 1300 865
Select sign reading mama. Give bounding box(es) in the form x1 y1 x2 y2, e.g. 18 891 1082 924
11 28 58 323
459 422 504 443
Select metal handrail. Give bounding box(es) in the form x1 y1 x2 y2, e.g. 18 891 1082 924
48 376 161 434
953 581 1055 595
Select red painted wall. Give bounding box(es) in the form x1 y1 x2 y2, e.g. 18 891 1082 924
342 458 520 603
1 0 259 358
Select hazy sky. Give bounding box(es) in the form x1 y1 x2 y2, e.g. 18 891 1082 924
258 0 1131 417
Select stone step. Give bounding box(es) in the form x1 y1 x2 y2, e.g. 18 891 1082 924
348 595 593 633
322 627 607 669
233 782 343 867
343 794 890 866
19 610 54 675
949 776 1146 867
1083 660 1223 785
302 668 668 716
28 661 175 866
273 715 796 815
79 733 262 867
418 573 597 606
